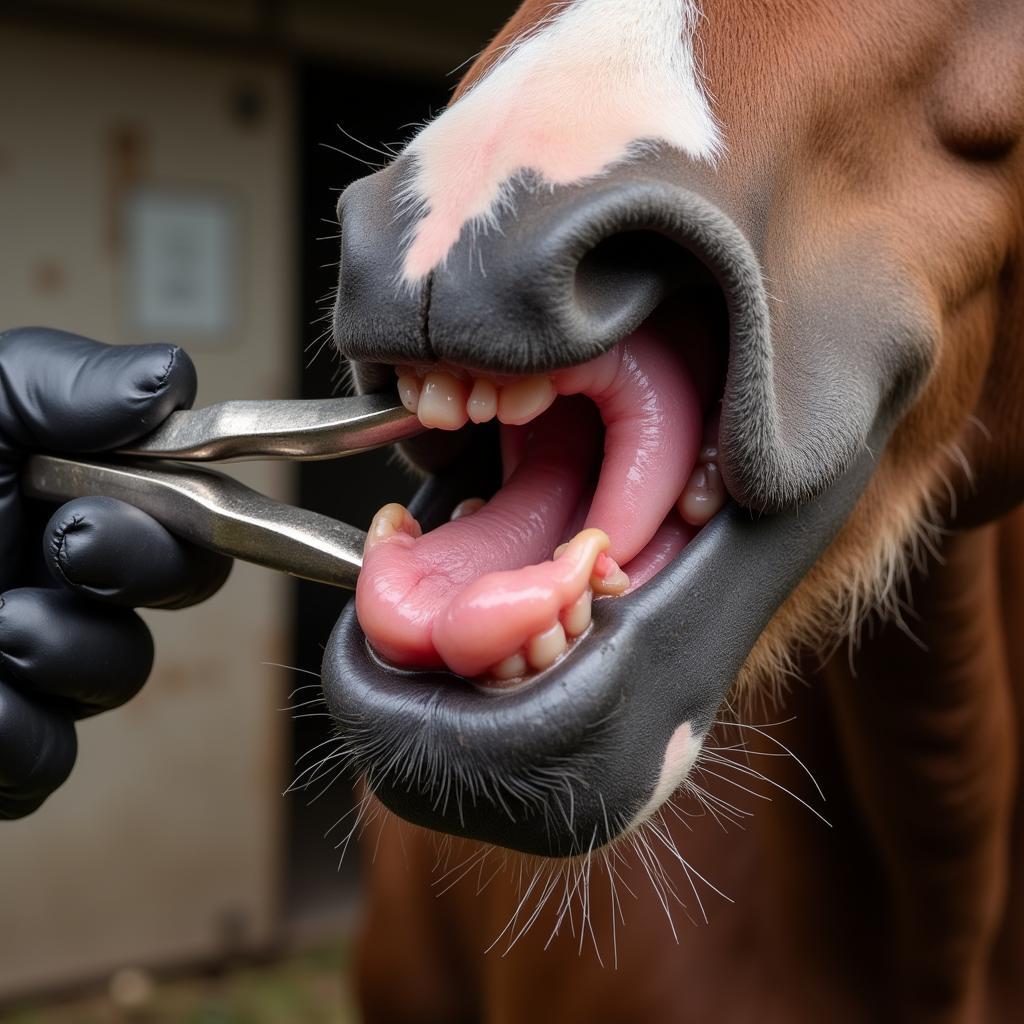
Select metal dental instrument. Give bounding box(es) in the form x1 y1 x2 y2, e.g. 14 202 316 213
21 394 424 590
117 392 420 462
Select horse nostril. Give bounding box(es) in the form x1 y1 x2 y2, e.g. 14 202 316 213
573 231 716 342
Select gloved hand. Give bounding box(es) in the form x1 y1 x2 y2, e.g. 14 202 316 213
0 327 231 818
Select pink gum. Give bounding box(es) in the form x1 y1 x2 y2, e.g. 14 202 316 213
433 529 615 678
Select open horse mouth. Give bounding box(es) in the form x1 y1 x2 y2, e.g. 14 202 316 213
321 159 926 859
359 290 726 683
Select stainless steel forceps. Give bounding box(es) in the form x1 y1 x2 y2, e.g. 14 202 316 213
21 394 423 590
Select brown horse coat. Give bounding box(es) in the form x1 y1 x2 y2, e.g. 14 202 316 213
340 1 1024 1020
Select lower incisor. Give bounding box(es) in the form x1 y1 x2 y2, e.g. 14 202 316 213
526 621 567 670
490 651 528 680
562 589 593 637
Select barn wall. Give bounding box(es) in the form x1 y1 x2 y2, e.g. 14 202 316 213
0 24 295 999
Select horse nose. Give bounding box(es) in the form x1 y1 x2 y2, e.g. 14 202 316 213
334 160 731 374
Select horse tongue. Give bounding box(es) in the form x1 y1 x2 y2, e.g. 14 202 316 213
356 399 602 668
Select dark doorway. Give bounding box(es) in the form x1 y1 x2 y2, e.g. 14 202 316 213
286 60 450 927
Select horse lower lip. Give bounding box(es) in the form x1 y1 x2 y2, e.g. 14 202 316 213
322 479 733 858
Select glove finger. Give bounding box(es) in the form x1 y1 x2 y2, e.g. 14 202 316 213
0 588 153 717
0 329 199 590
0 680 77 819
45 497 232 610
0 327 197 454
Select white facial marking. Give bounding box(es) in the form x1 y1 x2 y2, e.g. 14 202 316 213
400 0 722 282
629 722 702 828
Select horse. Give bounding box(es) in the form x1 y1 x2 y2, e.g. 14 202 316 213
320 1 1024 1020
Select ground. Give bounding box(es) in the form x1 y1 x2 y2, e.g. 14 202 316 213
0 942 358 1024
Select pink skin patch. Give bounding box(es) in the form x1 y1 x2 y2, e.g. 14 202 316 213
356 327 704 676
628 722 702 828
399 0 722 282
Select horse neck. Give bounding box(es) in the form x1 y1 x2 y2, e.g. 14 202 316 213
807 512 1024 1020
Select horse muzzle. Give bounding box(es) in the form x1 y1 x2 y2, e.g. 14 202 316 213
322 148 932 858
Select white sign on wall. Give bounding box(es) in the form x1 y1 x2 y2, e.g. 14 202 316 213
124 188 240 341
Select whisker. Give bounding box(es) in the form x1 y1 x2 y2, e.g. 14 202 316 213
699 753 831 827
711 719 826 801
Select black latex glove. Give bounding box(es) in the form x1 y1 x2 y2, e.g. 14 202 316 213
0 327 231 818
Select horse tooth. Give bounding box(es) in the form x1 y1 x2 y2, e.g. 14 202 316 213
490 651 528 681
561 589 593 637
557 528 608 566
497 375 556 425
467 378 498 423
678 461 726 527
450 497 486 521
397 374 422 414
552 529 629 595
366 502 422 550
418 371 470 429
591 552 630 596
526 621 567 670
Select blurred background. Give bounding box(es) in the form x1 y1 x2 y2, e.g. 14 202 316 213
0 1 514 1019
